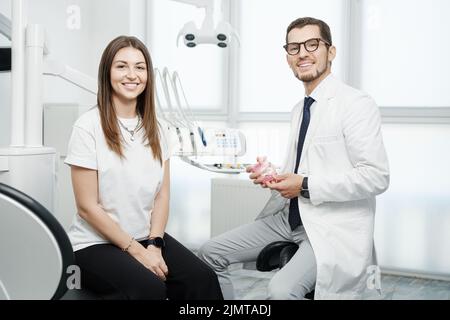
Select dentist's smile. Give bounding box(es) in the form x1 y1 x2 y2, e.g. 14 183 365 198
298 61 314 71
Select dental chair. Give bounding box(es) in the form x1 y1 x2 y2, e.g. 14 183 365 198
0 182 101 300
256 241 315 300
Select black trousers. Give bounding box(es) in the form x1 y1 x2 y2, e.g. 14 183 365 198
74 233 223 300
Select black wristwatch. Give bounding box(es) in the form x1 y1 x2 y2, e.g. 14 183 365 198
147 237 165 249
300 177 310 199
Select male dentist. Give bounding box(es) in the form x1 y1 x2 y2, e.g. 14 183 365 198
199 16 390 300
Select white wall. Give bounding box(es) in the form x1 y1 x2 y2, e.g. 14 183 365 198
26 0 95 108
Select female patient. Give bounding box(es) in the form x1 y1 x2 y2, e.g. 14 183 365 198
65 35 223 300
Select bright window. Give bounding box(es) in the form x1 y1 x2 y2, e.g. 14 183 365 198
236 0 347 112
148 0 228 110
358 0 450 107
237 122 290 167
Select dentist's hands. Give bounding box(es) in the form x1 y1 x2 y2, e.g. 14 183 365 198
246 156 278 188
265 173 304 199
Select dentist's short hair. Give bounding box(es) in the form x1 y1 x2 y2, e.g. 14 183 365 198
285 17 332 46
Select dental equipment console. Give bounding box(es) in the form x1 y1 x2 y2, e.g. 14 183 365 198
155 67 251 174
177 128 249 174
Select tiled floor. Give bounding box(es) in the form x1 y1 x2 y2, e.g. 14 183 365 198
228 264 450 300
61 262 450 300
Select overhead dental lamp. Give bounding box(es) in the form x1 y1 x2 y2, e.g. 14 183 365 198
172 0 240 48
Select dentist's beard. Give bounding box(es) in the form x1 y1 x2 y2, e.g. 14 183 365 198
295 54 329 83
295 64 327 83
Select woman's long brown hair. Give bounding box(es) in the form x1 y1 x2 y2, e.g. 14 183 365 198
97 35 162 164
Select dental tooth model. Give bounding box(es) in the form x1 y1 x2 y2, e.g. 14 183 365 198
248 156 278 184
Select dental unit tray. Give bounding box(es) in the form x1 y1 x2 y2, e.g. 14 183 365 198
164 124 250 174
181 159 250 174
155 67 250 174
168 127 245 157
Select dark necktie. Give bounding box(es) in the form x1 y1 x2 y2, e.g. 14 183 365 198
288 96 315 231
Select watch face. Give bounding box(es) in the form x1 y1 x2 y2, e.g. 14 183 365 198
149 237 165 248
155 237 164 247
301 190 310 199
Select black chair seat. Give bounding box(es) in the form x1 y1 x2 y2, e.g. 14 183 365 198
256 240 315 300
256 241 299 271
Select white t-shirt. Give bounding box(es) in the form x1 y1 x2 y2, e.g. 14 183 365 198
64 107 172 251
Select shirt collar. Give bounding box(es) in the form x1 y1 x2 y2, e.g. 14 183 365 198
307 73 334 103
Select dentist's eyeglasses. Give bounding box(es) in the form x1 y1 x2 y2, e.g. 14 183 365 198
283 38 331 55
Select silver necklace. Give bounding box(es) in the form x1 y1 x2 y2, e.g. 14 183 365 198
118 117 141 141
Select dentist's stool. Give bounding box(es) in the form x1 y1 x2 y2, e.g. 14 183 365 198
256 241 315 300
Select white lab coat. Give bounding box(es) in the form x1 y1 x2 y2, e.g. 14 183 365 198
256 74 390 299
